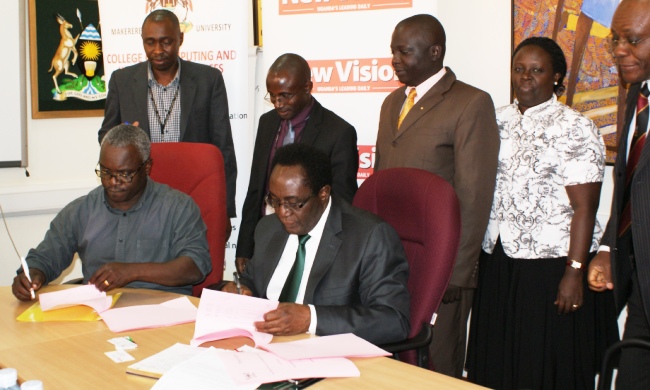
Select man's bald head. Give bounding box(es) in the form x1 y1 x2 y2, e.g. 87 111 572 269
268 53 312 85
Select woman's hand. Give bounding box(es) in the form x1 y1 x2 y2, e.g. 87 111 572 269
555 268 584 314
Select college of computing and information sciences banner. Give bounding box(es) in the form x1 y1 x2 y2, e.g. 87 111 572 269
97 0 250 275
263 0 438 182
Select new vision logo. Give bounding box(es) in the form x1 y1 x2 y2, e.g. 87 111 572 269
309 58 401 93
279 0 412 15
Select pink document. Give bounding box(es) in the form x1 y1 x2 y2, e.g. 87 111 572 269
260 333 391 360
100 297 197 332
215 348 360 385
190 289 277 347
39 285 112 313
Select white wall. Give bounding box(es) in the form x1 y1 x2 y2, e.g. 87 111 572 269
0 1 616 287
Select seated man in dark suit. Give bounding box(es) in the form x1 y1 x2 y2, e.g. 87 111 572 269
221 143 410 345
12 125 211 300
235 53 358 275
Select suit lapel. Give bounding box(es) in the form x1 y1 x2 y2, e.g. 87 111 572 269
298 99 323 145
133 64 150 134
258 224 289 298
303 200 343 303
394 68 455 139
179 61 196 141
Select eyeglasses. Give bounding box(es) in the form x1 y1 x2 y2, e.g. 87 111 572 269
264 91 297 104
606 34 650 53
265 193 315 212
95 159 148 183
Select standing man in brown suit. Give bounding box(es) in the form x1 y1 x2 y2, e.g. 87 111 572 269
375 14 499 378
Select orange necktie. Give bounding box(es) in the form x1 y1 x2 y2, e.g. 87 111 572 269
397 88 417 129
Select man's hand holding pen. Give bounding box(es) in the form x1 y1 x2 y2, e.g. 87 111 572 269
221 280 253 296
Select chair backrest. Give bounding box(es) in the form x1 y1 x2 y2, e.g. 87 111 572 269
149 142 227 297
353 167 460 340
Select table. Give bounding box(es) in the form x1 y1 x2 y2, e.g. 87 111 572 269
0 286 485 389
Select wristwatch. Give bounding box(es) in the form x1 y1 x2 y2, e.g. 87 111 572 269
566 259 585 271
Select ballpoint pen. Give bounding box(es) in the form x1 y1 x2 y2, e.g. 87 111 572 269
233 271 242 295
20 257 36 299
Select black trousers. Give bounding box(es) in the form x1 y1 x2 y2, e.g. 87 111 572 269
617 270 650 389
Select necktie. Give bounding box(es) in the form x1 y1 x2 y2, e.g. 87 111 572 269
282 121 294 146
619 83 650 237
279 234 311 303
397 88 417 129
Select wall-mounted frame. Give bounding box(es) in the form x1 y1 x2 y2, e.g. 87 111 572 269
29 0 106 119
513 0 622 164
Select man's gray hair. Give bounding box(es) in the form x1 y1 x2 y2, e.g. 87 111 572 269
101 125 151 162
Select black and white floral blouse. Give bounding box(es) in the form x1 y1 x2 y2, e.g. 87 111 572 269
482 95 605 259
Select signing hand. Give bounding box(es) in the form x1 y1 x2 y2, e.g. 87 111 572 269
588 251 613 292
254 303 311 336
221 281 253 296
12 268 46 301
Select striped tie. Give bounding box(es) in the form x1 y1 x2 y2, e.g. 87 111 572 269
619 83 650 237
397 88 417 129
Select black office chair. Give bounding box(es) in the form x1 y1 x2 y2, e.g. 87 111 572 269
598 338 650 390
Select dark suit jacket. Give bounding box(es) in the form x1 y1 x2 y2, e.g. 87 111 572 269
601 82 650 320
236 98 358 259
241 197 410 345
98 59 238 217
375 68 499 289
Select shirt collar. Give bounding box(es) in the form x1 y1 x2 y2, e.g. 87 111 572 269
302 196 331 239
407 67 447 103
514 94 557 117
103 176 153 214
147 59 181 87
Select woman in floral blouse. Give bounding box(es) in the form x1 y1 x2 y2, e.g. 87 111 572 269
466 37 617 390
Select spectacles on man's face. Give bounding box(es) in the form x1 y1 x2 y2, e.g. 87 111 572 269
606 34 650 53
95 159 148 183
264 91 298 104
265 193 315 212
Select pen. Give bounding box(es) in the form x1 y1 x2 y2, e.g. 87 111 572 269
233 271 242 295
20 257 36 299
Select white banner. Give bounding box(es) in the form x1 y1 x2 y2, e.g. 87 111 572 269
263 0 438 181
97 0 251 275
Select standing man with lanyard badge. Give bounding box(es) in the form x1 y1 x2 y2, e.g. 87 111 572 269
99 9 237 228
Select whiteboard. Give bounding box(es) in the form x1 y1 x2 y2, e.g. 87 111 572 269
0 0 26 168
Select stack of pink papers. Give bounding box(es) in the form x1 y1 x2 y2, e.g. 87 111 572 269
191 289 277 347
260 333 391 360
39 285 112 313
100 297 197 332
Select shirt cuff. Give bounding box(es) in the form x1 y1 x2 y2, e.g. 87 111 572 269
598 245 610 252
308 304 317 335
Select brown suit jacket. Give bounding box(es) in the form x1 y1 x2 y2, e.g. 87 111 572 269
375 68 499 288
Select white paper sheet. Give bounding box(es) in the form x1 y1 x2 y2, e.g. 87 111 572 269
100 297 197 332
39 285 112 313
260 333 391 360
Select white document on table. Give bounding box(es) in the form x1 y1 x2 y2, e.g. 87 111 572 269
215 348 360 385
127 343 206 378
100 296 197 332
39 285 112 313
191 289 277 347
152 347 259 390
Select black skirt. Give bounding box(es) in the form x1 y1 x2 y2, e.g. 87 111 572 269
466 239 619 390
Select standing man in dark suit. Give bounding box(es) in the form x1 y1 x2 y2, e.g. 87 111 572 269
98 9 237 220
235 53 358 274
374 14 499 377
222 143 409 345
588 1 650 387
